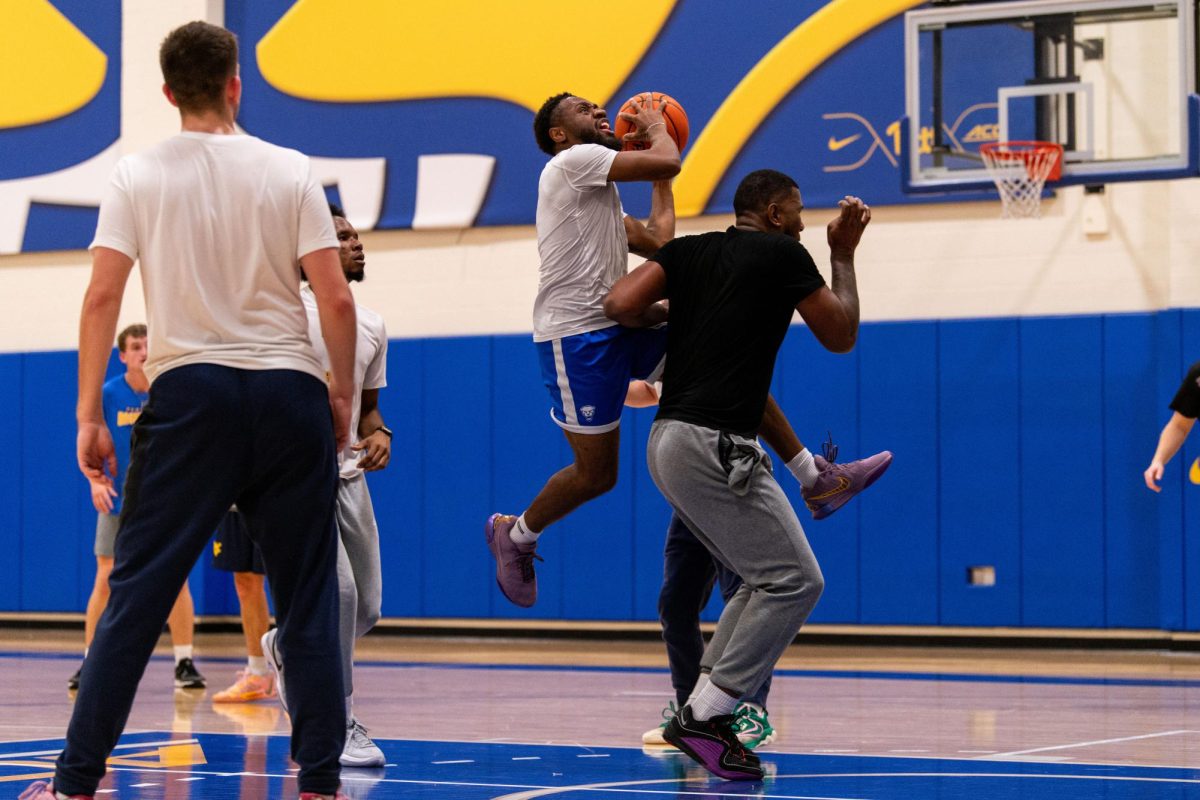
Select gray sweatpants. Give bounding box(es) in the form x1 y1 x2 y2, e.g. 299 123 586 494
335 473 382 700
647 419 824 698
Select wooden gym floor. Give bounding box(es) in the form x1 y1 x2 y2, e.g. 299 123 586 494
2 628 1200 798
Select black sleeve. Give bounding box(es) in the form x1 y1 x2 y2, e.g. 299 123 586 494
1170 361 1200 418
775 239 826 305
651 237 688 295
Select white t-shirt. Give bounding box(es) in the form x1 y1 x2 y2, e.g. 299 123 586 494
532 143 628 342
302 285 388 479
91 132 337 383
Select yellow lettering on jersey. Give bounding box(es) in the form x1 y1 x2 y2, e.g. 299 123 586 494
256 0 676 112
116 409 141 427
0 0 107 128
674 0 926 215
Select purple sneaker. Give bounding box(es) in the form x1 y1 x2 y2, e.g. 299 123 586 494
485 513 542 608
801 437 893 521
662 704 763 781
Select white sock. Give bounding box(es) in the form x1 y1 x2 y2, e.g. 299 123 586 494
83 647 88 658
346 694 354 725
687 673 711 705
787 448 820 489
247 656 268 676
690 680 739 721
174 645 193 663
509 514 541 545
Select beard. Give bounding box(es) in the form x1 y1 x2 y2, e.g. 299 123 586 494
578 126 622 152
348 269 364 283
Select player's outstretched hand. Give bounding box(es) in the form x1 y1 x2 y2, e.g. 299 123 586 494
77 421 116 487
827 195 871 253
618 96 667 143
1144 461 1164 492
352 430 391 472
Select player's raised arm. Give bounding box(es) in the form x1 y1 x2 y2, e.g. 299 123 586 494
608 97 681 183
796 196 870 354
626 179 676 258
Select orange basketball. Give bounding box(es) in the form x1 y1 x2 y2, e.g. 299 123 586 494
613 92 689 153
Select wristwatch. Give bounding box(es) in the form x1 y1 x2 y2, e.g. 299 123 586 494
374 425 393 439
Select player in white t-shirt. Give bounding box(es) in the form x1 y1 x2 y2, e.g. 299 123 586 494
26 21 357 800
294 203 390 768
485 93 681 608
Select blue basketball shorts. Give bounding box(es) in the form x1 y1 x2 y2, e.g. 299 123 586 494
536 324 668 434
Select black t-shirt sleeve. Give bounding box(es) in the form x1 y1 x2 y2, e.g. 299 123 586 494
774 239 827 305
651 237 690 291
1170 361 1200 418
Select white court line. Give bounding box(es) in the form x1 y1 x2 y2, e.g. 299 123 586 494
175 777 205 782
0 738 199 760
512 757 541 761
985 729 1199 758
432 759 475 764
576 754 610 759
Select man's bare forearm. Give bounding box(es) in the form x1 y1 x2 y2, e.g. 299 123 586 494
829 248 860 333
644 180 676 248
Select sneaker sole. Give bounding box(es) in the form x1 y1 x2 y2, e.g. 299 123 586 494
642 729 671 746
811 451 893 520
663 727 764 781
340 753 386 768
213 692 275 703
175 681 206 689
485 513 535 608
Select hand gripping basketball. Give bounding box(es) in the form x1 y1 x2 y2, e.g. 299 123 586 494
613 92 689 152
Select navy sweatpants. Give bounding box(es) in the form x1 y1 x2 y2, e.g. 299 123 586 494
55 365 345 796
660 514 771 709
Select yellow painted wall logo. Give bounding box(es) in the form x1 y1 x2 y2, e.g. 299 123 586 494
0 0 107 128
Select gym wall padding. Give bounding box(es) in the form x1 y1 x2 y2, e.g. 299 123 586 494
7 311 1196 630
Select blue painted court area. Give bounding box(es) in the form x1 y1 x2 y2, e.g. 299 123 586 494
3 731 1200 799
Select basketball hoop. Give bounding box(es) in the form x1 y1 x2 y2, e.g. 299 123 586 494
979 141 1064 219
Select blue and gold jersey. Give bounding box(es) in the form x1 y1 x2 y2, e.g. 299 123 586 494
101 374 148 515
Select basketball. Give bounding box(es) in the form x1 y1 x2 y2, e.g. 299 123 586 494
613 92 689 153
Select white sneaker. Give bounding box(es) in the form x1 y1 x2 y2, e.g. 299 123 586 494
261 629 287 714
341 717 385 767
641 701 677 745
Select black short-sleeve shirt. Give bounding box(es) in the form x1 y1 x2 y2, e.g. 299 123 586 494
653 226 826 435
1170 361 1200 419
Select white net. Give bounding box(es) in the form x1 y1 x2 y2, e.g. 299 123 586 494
979 142 1064 218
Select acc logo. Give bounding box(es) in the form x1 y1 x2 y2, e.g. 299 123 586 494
580 405 596 421
962 123 1000 143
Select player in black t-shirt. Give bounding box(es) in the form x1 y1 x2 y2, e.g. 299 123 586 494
1145 361 1200 491
605 169 875 780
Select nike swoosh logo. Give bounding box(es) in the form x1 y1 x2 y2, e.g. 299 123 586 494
806 476 851 504
827 134 862 151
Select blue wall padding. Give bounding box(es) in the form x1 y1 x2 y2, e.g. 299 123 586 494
938 318 1022 625
12 312 1200 630
857 321 940 625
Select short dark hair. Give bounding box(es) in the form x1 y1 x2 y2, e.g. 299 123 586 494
733 169 800 216
117 324 147 352
159 21 238 114
329 202 346 220
533 92 572 155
